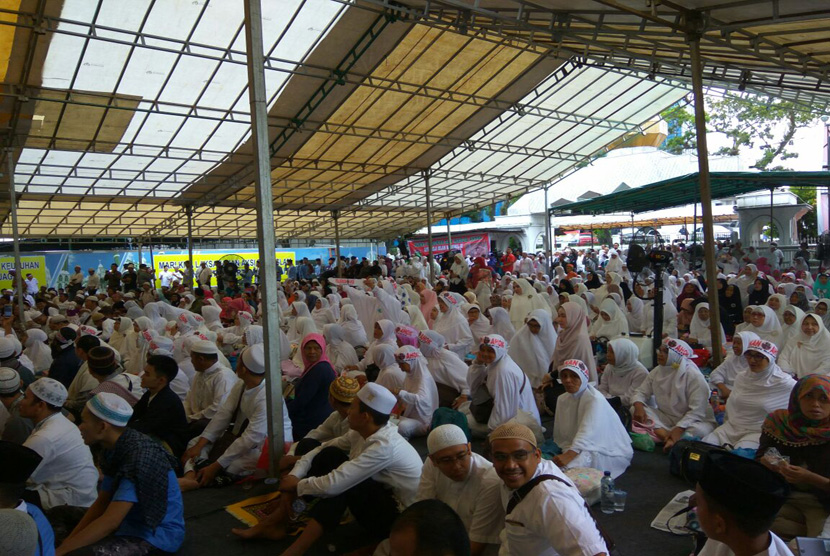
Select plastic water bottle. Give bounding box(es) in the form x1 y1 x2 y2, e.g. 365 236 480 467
600 471 615 514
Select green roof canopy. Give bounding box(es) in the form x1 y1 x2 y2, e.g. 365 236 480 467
550 171 830 216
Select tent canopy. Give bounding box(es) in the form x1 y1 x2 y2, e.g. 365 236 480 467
550 171 830 216
1 1 829 240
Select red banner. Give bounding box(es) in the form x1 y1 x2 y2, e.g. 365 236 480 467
407 233 490 258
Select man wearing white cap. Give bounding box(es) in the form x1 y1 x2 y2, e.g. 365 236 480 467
0 336 34 389
183 339 236 438
0 367 34 444
241 383 422 553
18 378 97 509
61 393 185 555
179 344 289 490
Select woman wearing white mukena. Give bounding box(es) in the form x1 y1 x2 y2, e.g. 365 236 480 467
778 313 830 379
552 359 633 479
463 334 540 438
508 309 557 388
631 338 717 452
702 338 795 450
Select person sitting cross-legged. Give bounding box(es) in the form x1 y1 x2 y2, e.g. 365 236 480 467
231 383 423 556
56 393 184 556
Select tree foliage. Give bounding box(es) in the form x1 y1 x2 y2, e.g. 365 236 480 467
659 92 820 171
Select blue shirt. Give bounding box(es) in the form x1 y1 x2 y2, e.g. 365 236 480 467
102 470 185 553
287 265 298 280
21 502 55 556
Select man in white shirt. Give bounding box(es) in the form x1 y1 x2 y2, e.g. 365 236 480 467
696 449 793 556
18 378 98 509
233 383 423 553
68 265 84 297
770 243 785 272
183 340 236 439
197 262 212 288
24 273 38 296
85 268 101 295
490 423 608 556
179 344 287 490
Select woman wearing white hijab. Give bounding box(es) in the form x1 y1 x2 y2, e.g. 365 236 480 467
322 323 359 373
326 293 341 321
432 293 474 358
311 297 335 330
778 313 830 378
508 309 558 388
488 307 515 343
290 317 319 369
394 346 439 439
201 305 223 333
243 325 264 346
597 338 649 407
288 301 312 342
625 296 646 335
709 331 760 400
449 254 470 290
508 278 551 331
464 304 491 344
688 303 726 349
125 318 155 376
643 296 679 338
702 338 795 450
605 250 623 273
631 339 716 450
405 305 429 332
551 301 598 384
766 293 788 326
23 328 52 373
418 330 470 407
108 316 133 357
745 305 784 348
338 304 369 348
143 302 167 333
778 305 805 351
464 334 541 437
590 298 629 341
374 343 405 392
553 359 633 479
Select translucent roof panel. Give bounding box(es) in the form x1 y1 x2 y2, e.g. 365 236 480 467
359 61 688 213
11 0 345 198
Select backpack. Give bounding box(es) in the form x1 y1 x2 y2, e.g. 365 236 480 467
430 407 471 442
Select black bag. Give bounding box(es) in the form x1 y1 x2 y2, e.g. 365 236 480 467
669 439 719 484
507 474 617 554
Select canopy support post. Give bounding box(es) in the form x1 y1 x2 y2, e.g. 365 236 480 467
769 187 774 244
691 200 697 269
244 0 283 476
424 170 435 285
7 150 26 321
446 214 453 254
333 210 342 278
137 241 143 269
690 32 724 365
186 205 194 288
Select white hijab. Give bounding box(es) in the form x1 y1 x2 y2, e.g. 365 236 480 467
508 308 557 388
591 298 629 340
339 304 369 348
689 303 726 347
781 313 830 379
418 330 469 392
488 307 516 343
626 296 645 333
23 329 52 372
323 323 359 372
745 305 783 348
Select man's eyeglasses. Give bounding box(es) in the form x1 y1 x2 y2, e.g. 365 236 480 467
492 450 533 463
434 450 470 466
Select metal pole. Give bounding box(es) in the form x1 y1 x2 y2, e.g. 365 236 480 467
7 150 26 321
333 210 342 278
769 188 774 244
691 200 697 269
424 170 435 284
446 213 453 255
690 34 724 366
244 0 283 475
137 241 143 268
186 205 194 288
544 186 551 255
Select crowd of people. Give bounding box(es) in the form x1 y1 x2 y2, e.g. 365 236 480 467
0 239 826 556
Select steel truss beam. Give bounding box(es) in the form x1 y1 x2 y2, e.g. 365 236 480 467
344 0 830 110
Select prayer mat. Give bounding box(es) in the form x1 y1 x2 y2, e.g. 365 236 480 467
225 491 281 526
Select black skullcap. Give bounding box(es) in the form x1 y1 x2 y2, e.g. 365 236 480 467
698 449 789 520
0 441 42 483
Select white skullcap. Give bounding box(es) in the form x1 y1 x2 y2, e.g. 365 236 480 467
356 383 397 415
87 392 133 427
240 344 265 375
151 348 174 358
0 337 15 359
0 367 20 394
427 424 469 454
29 377 67 407
191 340 219 355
